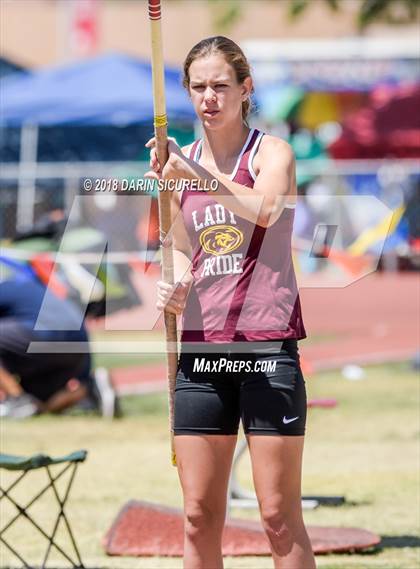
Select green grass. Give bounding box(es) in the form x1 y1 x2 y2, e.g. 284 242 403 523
90 331 166 370
93 352 164 370
1 362 419 569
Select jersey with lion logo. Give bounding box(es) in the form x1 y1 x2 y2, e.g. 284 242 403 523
180 128 306 344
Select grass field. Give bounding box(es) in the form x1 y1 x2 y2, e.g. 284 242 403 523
1 361 419 569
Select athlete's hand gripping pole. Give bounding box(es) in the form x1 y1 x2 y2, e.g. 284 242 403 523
148 0 178 466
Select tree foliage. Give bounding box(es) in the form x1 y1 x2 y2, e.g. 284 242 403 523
207 0 243 32
288 0 420 29
205 0 419 33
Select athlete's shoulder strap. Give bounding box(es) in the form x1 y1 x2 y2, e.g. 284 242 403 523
189 139 202 161
181 140 201 207
247 129 265 182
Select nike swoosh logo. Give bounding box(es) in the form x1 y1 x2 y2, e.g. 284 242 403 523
283 416 299 424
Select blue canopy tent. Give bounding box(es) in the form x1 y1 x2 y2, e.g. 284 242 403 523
0 56 30 80
0 52 194 126
0 53 196 230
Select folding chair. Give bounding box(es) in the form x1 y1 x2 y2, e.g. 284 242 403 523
0 449 87 569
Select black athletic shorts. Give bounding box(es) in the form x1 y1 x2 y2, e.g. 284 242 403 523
174 339 307 436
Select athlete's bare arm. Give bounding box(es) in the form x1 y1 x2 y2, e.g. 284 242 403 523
252 134 297 203
188 135 295 227
148 135 296 228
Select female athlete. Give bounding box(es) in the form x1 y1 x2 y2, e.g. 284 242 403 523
146 36 316 569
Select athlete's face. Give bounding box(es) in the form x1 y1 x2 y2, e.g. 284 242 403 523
188 54 252 129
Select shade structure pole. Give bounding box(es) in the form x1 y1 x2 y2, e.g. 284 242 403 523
16 123 38 232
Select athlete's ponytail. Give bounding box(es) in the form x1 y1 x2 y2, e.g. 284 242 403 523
183 36 254 124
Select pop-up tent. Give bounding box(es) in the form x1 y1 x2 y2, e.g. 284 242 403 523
0 53 195 166
0 52 194 126
328 84 420 159
0 53 196 230
0 56 29 80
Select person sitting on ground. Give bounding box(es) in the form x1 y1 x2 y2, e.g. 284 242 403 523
0 277 115 418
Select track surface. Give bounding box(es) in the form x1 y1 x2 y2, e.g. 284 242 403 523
104 500 381 556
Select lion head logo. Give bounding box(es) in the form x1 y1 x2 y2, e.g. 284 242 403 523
199 225 243 255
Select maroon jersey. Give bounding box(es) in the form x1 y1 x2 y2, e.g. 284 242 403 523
180 128 306 343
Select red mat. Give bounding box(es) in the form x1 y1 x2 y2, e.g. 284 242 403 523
104 500 381 557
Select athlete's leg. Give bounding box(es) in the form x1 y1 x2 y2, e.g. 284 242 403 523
175 434 237 569
174 348 240 569
241 339 315 568
247 435 315 569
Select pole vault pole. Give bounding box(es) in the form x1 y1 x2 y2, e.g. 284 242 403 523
148 0 178 466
